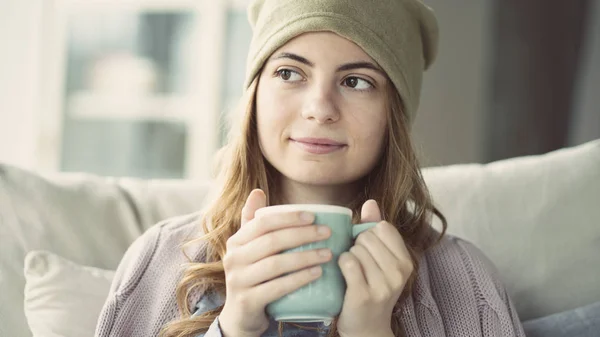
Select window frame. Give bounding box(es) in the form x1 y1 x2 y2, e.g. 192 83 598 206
38 0 251 179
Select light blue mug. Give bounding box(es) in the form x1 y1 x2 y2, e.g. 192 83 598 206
255 204 378 323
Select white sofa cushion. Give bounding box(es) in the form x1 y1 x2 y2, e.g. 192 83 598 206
423 139 600 320
0 166 210 337
23 250 115 337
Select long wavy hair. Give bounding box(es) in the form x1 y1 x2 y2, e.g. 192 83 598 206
160 73 447 337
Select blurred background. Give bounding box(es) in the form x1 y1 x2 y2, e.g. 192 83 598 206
0 0 598 180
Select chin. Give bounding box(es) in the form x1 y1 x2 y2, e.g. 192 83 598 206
285 169 363 186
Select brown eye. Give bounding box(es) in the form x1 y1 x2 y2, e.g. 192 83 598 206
343 76 373 90
345 77 358 88
276 69 302 82
280 69 292 80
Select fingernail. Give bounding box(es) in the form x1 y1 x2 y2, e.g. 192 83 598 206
300 212 314 222
310 266 322 275
318 249 331 258
317 226 330 237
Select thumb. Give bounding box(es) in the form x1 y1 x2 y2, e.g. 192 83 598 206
360 199 382 223
241 189 267 226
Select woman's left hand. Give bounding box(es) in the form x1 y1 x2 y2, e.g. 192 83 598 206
336 199 414 337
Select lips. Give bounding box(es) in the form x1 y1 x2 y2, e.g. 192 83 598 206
290 137 346 154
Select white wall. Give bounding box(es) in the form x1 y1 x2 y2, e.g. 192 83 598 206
414 0 599 167
1 0 597 171
412 0 492 167
570 0 600 146
0 0 495 170
0 0 43 169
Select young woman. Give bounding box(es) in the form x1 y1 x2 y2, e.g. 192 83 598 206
95 1 525 336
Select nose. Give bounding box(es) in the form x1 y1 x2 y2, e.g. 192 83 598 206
301 81 340 124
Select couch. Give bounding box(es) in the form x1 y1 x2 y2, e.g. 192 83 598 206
1 139 599 337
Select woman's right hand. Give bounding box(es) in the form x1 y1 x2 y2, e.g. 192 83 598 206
218 189 333 337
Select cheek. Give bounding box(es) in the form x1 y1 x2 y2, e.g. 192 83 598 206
354 109 387 150
256 81 277 133
349 112 387 173
257 100 284 142
256 82 291 152
360 130 386 164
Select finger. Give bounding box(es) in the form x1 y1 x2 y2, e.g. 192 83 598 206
250 265 324 307
230 211 318 248
238 248 332 287
349 244 387 289
241 189 267 226
360 199 382 223
355 230 405 287
372 222 411 261
338 252 368 292
235 223 330 264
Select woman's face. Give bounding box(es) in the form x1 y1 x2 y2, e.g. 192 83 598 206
256 32 389 187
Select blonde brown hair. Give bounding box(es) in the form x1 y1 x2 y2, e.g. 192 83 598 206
160 76 447 337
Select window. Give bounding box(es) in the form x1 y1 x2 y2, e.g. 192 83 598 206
41 0 251 179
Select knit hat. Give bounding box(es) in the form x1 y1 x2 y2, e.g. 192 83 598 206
245 0 440 123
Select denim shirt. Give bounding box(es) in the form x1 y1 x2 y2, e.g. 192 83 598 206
193 292 331 337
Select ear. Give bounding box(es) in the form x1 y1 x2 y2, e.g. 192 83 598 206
247 0 266 28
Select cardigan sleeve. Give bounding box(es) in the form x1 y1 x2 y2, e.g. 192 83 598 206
398 236 526 337
454 238 526 337
94 212 206 337
93 223 163 337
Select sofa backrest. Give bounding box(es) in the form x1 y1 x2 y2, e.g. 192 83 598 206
425 139 600 320
1 139 599 336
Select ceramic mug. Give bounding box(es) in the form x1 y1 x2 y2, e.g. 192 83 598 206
255 204 378 323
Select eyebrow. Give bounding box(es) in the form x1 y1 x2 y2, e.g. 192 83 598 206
271 52 385 76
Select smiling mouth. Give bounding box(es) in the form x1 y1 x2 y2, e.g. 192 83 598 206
290 138 347 155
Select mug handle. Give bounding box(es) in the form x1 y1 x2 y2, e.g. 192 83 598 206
351 222 379 239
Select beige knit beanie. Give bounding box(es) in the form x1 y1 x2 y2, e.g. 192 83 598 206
245 0 440 123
